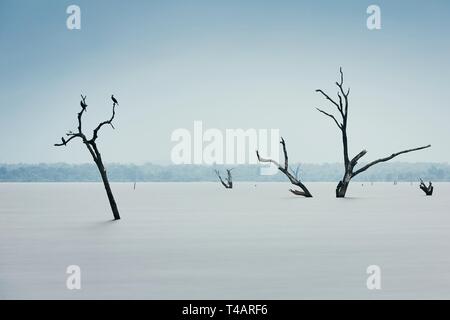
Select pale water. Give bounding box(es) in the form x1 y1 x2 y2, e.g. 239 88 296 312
0 182 449 299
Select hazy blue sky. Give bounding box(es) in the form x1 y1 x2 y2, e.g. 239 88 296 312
1 0 449 164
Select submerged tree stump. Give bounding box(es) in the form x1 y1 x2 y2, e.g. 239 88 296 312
215 169 233 189
419 179 434 196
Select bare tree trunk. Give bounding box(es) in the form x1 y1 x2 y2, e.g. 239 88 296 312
90 142 121 220
336 175 351 198
95 159 120 220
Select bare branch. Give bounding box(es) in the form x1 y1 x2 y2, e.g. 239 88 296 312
91 102 117 142
226 169 233 186
315 89 341 111
343 88 349 115
54 134 82 147
338 67 344 86
256 150 281 168
350 150 367 166
352 145 431 177
257 138 313 197
280 137 289 170
337 92 343 111
77 95 88 134
315 68 351 124
289 189 309 197
257 137 290 171
54 94 88 146
315 69 351 123
316 108 342 129
334 67 350 117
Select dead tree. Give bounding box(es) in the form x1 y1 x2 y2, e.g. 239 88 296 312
54 94 121 220
215 169 233 189
257 137 313 197
419 179 433 196
316 68 431 198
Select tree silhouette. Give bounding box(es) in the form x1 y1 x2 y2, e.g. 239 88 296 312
55 94 121 220
316 68 431 197
257 137 313 197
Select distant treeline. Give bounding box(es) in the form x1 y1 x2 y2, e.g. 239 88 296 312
0 162 449 182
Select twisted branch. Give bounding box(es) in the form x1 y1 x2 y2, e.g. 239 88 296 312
257 137 312 197
91 102 117 142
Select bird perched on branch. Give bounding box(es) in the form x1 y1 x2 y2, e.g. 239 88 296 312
80 99 88 111
111 94 119 105
61 137 66 145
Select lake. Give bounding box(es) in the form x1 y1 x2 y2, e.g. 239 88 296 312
0 182 449 299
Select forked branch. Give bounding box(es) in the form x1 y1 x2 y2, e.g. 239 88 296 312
316 67 349 125
257 137 312 197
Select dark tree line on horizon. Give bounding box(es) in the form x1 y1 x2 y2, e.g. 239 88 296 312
0 162 446 182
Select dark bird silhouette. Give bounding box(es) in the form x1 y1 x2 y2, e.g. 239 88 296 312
111 94 119 105
61 137 66 145
80 100 88 111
